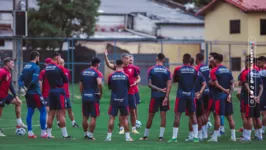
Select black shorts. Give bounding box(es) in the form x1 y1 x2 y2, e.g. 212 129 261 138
196 98 204 117
66 98 72 109
82 101 100 118
202 94 209 111
108 105 129 117
135 92 141 105
49 89 67 110
260 93 266 111
245 103 260 118
149 97 169 113
0 94 14 107
25 94 44 108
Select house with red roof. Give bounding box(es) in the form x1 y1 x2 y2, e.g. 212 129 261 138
197 0 266 76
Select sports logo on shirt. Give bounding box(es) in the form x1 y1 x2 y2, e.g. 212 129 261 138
128 69 132 73
6 75 9 81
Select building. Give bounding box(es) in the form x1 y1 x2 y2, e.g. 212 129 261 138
197 0 266 77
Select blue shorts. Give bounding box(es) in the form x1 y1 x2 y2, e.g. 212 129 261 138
260 93 266 111
82 101 99 118
25 94 44 108
196 98 204 117
174 97 196 113
214 94 233 116
128 94 136 109
66 97 72 109
149 97 169 113
49 88 67 110
108 105 129 117
135 92 140 105
0 94 14 107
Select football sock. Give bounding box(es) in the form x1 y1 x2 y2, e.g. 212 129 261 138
172 127 179 139
61 127 68 137
107 132 112 139
38 106 46 130
144 128 149 137
17 118 23 125
125 132 130 139
159 127 165 137
231 129 236 139
26 107 34 131
192 124 198 138
47 128 52 137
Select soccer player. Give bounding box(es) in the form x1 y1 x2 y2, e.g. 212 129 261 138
0 57 27 136
104 51 141 134
257 56 266 134
58 58 79 128
80 57 103 140
195 53 210 139
241 57 263 141
18 51 47 138
139 53 171 141
105 59 133 141
208 54 236 142
168 53 199 143
45 52 73 139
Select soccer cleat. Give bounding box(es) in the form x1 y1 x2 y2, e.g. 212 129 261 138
158 137 164 142
256 137 263 141
125 137 134 142
238 128 244 132
119 129 125 134
167 138 178 143
207 122 212 129
193 138 199 143
63 136 75 140
132 129 140 134
41 134 49 139
230 137 236 142
72 123 79 128
0 129 6 137
139 137 148 140
85 136 96 140
18 123 27 129
28 135 38 139
207 137 218 142
185 138 193 142
220 131 225 135
240 137 251 142
104 138 111 142
48 135 55 139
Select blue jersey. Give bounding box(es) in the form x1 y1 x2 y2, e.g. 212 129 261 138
108 71 130 106
196 64 210 95
18 62 41 94
173 65 197 98
147 65 171 98
80 68 103 102
210 65 233 96
195 71 207 93
45 63 68 89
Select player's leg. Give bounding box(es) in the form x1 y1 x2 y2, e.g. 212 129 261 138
44 98 49 129
254 104 263 140
242 104 253 141
220 115 225 135
159 98 169 141
128 94 138 134
82 101 90 138
66 98 78 127
140 98 157 140
0 105 6 136
188 98 199 142
135 92 141 124
87 101 99 140
8 95 27 128
121 107 133 141
37 105 47 138
105 105 118 141
168 98 183 142
225 100 236 141
208 99 222 142
47 110 56 138
261 111 266 134
195 98 203 141
26 107 36 138
118 115 125 134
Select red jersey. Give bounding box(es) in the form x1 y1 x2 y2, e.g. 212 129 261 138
39 69 50 98
132 65 140 93
0 67 12 98
63 68 70 98
123 64 138 94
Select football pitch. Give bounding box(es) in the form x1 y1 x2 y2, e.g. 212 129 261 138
0 85 265 150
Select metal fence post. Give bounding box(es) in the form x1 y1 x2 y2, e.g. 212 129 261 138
67 39 70 70
205 41 209 65
229 44 232 70
71 38 75 102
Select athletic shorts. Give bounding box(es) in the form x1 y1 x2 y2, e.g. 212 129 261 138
260 93 266 111
49 89 67 110
44 97 49 107
214 96 233 116
174 97 196 113
128 94 136 109
108 105 129 117
208 97 214 111
82 101 100 118
202 94 209 112
240 99 245 113
66 97 72 109
0 94 14 107
245 103 260 118
135 92 141 105
149 97 169 113
196 98 204 117
25 94 44 108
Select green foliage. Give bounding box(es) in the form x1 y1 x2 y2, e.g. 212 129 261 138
27 0 100 51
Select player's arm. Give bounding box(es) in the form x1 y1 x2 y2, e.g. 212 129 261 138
227 79 235 102
165 80 172 98
104 50 115 70
199 81 207 96
79 81 83 94
97 77 103 98
38 71 44 93
60 67 68 83
148 79 165 92
9 82 17 97
173 67 180 83
28 67 40 89
18 72 24 88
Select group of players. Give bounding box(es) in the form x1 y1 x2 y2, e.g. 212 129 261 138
0 48 266 142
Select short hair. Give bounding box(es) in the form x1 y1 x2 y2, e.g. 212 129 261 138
183 53 191 64
91 57 101 66
3 57 13 65
196 53 204 62
121 53 130 58
51 52 61 59
214 53 223 62
258 56 266 61
189 57 194 65
245 57 254 63
209 52 218 58
116 59 123 66
30 51 40 61
157 53 165 61
45 58 52 64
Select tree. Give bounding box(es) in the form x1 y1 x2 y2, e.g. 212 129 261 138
27 0 100 51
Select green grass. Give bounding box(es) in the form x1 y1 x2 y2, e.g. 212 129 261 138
0 85 265 150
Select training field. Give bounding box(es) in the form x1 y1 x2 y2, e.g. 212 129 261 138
0 85 265 150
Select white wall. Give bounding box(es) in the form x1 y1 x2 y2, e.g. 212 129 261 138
96 15 125 27
133 14 156 35
158 25 204 40
0 40 12 50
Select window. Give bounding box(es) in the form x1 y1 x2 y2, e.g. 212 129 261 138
0 40 4 46
261 19 266 35
230 20 240 34
231 57 241 71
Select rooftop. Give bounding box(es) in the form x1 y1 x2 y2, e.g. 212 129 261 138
197 0 266 15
